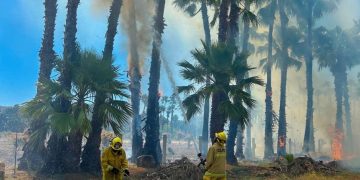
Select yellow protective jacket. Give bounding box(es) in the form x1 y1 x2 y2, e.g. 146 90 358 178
101 147 128 180
204 142 226 178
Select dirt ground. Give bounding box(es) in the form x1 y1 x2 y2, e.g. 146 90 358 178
3 160 360 180
2 132 360 180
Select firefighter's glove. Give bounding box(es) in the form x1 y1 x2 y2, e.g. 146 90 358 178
111 167 120 175
124 169 130 176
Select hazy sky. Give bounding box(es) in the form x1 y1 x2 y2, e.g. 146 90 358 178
0 0 359 106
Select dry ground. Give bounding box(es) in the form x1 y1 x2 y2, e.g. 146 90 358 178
2 132 360 179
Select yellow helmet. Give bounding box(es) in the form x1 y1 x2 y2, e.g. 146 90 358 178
215 131 227 142
110 137 122 150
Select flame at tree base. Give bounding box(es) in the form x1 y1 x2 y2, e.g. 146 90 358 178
331 128 344 161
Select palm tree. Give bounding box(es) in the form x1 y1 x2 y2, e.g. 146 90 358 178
60 0 81 173
173 0 213 155
18 0 57 171
276 0 294 157
226 5 242 161
178 42 264 151
143 0 166 167
39 0 80 174
223 0 258 161
257 0 277 160
313 26 359 152
240 0 258 160
125 0 144 164
290 0 338 153
80 0 123 174
23 50 132 174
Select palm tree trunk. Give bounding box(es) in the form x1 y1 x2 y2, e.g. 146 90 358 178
333 66 344 132
226 119 238 165
81 0 122 173
103 0 122 62
277 0 288 157
226 0 240 163
235 125 245 159
65 130 82 172
80 94 104 175
303 1 315 153
143 0 165 167
201 0 211 46
343 72 353 152
242 0 252 160
242 1 250 53
40 134 68 174
277 65 288 157
19 0 57 171
62 0 81 173
218 0 230 42
42 0 80 174
200 0 211 156
331 65 345 158
210 91 227 142
66 93 86 173
126 0 144 163
264 17 274 160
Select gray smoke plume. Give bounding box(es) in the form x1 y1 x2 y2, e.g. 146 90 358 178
160 54 187 121
121 0 154 72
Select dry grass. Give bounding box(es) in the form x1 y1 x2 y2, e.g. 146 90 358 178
294 172 360 180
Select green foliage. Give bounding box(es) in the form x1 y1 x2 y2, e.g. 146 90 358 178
313 26 360 72
178 41 264 125
285 154 294 163
257 0 276 26
258 26 303 73
21 49 132 149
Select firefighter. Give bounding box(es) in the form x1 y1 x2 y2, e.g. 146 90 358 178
101 137 130 180
203 131 227 180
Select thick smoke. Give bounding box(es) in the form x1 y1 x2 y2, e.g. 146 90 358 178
121 0 154 72
92 0 154 71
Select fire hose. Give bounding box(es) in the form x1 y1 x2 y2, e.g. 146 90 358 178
197 153 206 167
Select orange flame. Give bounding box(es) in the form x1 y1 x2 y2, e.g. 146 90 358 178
330 128 344 160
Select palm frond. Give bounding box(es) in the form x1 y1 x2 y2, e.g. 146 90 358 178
178 60 207 83
182 92 204 120
100 99 132 133
288 57 302 71
218 100 249 124
210 6 220 27
238 76 265 89
177 84 196 95
49 112 74 135
242 8 258 27
27 122 49 151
